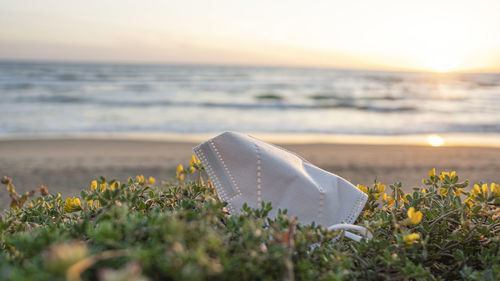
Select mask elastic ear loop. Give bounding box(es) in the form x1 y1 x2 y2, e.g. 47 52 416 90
307 223 372 252
327 224 373 242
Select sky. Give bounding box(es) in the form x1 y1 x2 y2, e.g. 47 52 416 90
1 0 500 72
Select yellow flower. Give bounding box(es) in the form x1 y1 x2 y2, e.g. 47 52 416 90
407 207 423 225
100 183 107 192
439 172 448 182
453 188 464 196
382 193 389 201
176 164 184 180
472 183 489 196
109 182 116 190
439 188 448 196
421 188 427 194
481 183 489 194
464 197 474 207
190 155 197 167
373 182 386 200
57 193 61 198
377 182 386 193
428 168 436 177
491 182 500 196
439 171 456 182
382 193 395 206
189 166 195 173
87 200 93 207
356 184 368 194
91 180 98 191
472 184 481 197
64 197 82 213
403 233 420 244
399 194 408 203
116 181 120 187
149 176 156 185
136 175 145 183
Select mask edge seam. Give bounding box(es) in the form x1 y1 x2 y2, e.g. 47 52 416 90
208 140 243 198
253 142 263 206
341 188 368 225
194 144 237 213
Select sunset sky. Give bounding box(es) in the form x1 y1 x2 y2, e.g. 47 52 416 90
1 0 500 72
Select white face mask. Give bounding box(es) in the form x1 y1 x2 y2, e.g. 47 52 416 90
194 132 372 241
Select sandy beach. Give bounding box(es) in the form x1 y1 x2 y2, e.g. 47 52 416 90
1 138 499 209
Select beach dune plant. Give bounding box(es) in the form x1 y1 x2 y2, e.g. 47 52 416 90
1 159 499 280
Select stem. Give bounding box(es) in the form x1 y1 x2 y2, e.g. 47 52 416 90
197 169 202 186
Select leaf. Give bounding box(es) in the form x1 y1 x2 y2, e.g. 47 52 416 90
138 202 146 211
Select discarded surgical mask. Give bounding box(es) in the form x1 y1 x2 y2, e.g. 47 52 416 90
194 132 372 241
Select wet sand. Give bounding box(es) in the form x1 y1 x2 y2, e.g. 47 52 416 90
1 138 499 209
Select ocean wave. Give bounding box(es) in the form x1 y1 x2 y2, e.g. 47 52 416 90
1 83 35 90
363 75 404 83
57 74 79 81
354 105 417 112
474 81 500 88
124 84 153 92
14 95 88 103
255 94 283 100
11 95 419 112
2 61 500 137
445 123 500 133
308 94 401 101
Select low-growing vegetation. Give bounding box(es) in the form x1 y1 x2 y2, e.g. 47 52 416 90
1 159 499 281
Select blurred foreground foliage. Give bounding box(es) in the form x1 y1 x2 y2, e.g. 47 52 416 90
1 160 499 281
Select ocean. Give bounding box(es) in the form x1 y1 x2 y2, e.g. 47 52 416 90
1 61 499 139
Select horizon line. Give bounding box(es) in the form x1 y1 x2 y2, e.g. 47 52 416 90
1 57 499 75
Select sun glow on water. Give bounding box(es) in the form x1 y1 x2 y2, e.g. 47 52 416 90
427 135 444 147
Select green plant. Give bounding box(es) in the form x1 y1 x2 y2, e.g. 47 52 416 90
1 159 499 281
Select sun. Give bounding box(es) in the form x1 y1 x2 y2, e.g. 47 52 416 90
425 56 462 73
430 61 456 73
400 16 475 73
417 49 465 73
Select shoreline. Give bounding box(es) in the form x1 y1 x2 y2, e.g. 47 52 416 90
2 132 500 148
2 137 500 209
